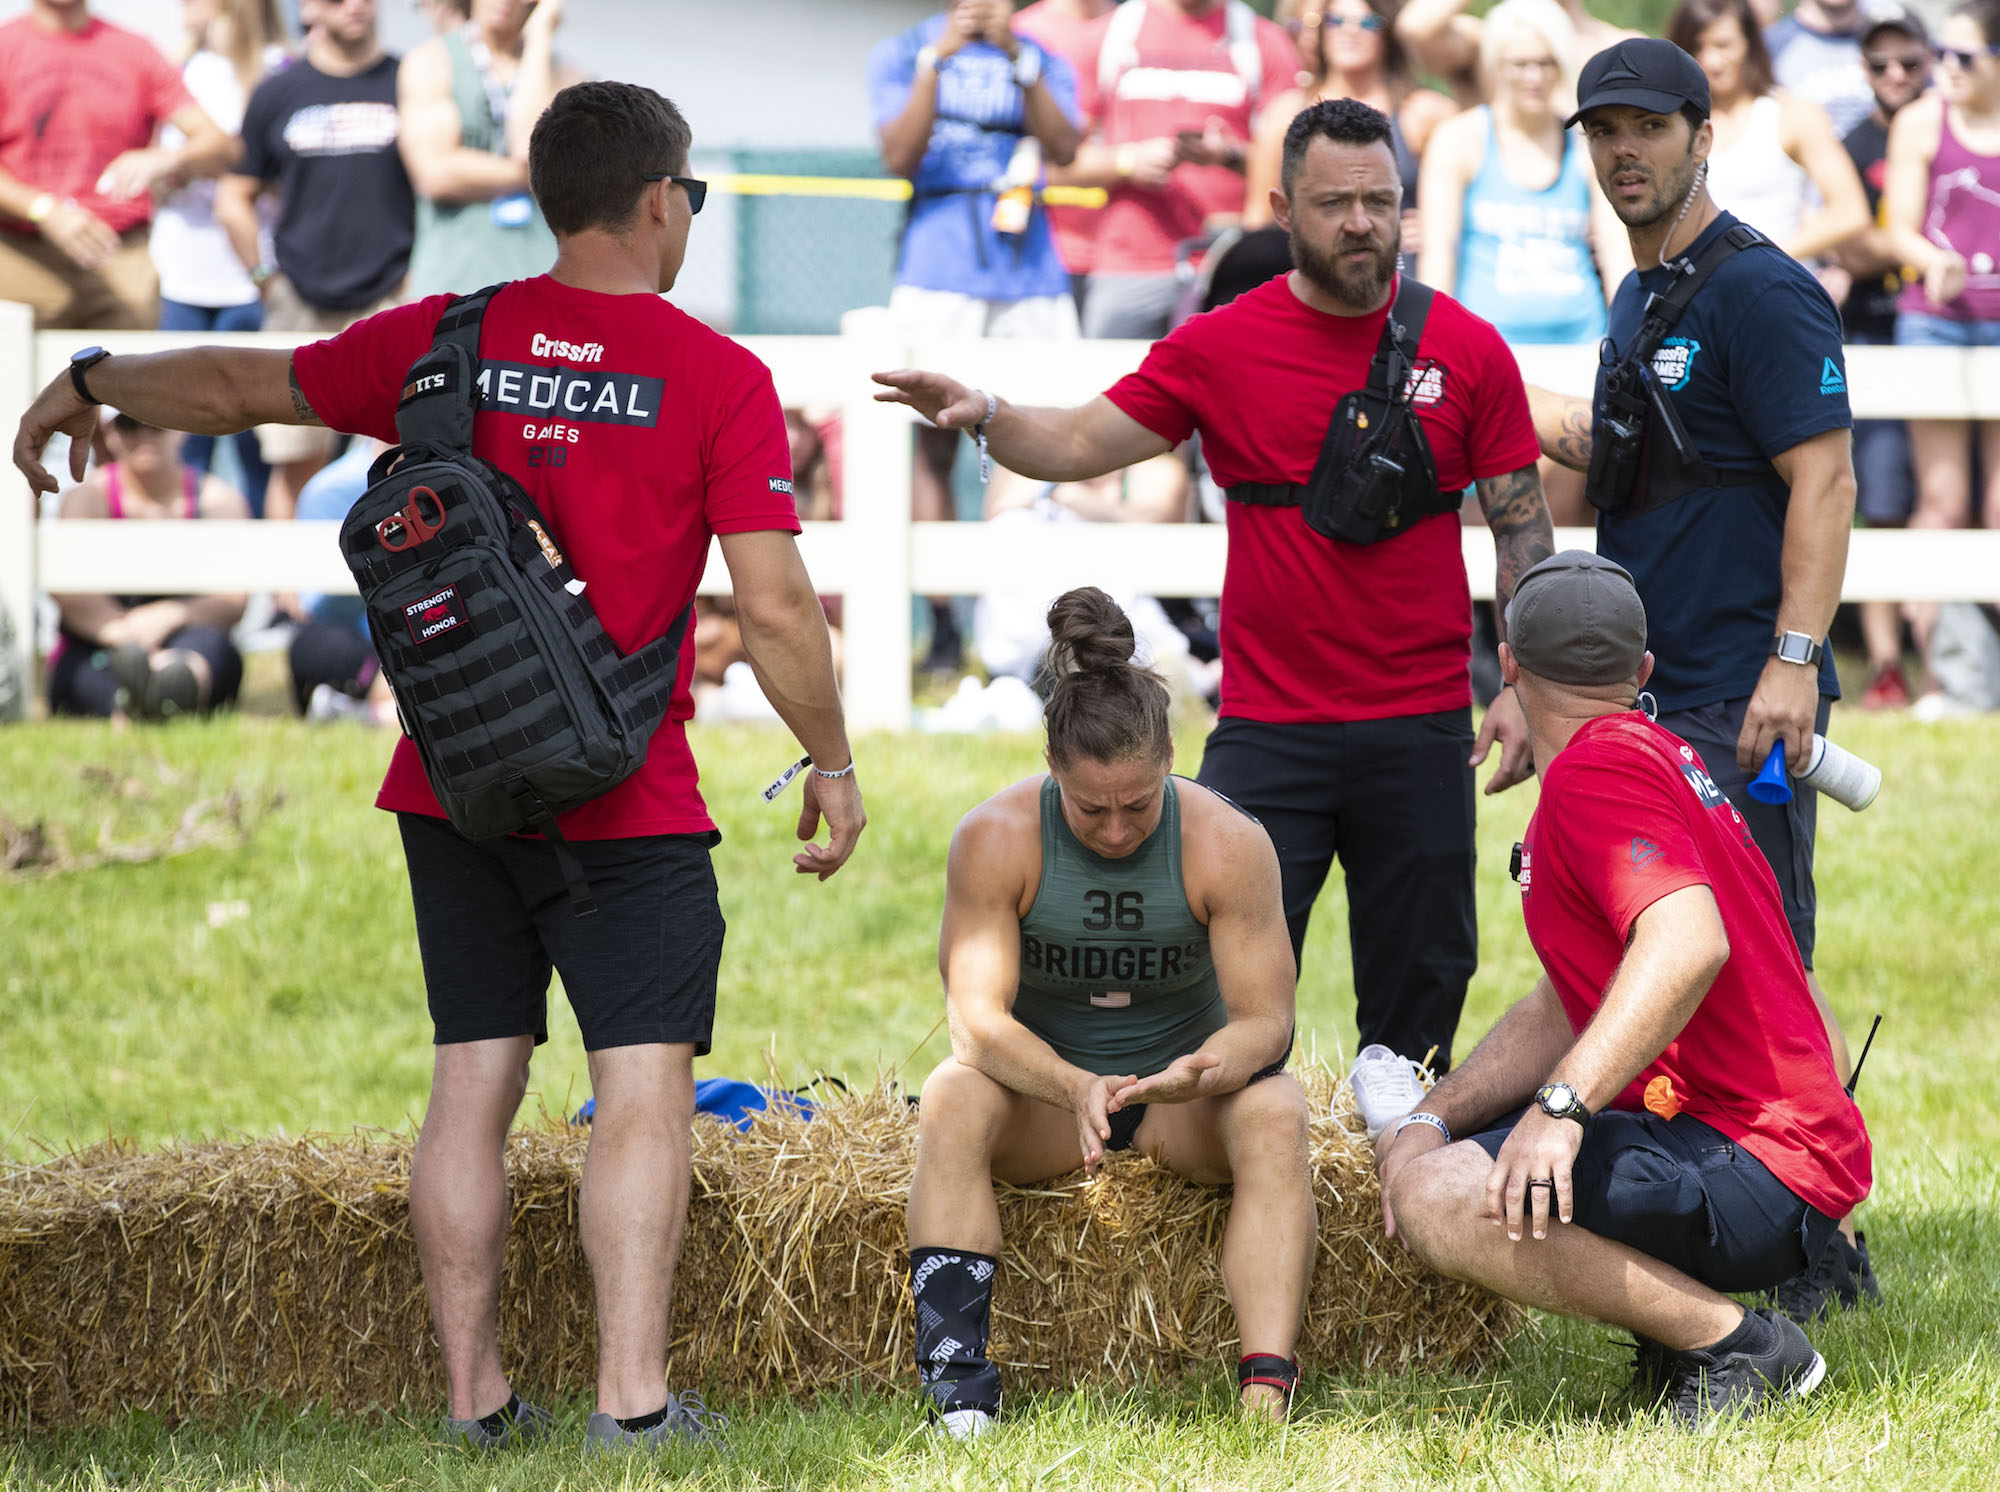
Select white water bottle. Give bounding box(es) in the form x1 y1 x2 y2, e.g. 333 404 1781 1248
1794 735 1882 811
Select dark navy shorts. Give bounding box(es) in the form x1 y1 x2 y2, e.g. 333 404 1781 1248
1654 694 1833 968
1108 1043 1292 1153
397 811 725 1053
1469 1106 1838 1293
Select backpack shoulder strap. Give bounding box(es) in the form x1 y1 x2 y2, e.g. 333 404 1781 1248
1367 276 1435 396
429 281 506 361
1634 223 1767 356
395 281 507 450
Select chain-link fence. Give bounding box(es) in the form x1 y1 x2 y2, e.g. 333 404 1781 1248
671 149 906 335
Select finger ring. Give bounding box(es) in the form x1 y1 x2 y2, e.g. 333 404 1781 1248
1527 1178 1554 1189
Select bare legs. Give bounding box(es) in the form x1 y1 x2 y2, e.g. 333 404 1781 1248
908 1058 1317 1417
1389 1141 1744 1351
410 1036 533 1421
581 1043 697 1418
408 1037 696 1423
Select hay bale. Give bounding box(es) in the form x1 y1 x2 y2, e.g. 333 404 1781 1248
0 1068 1520 1427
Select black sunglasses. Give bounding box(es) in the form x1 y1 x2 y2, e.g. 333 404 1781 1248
642 173 707 214
1864 53 1929 75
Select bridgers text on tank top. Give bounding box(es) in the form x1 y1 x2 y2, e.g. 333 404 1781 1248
1704 94 1812 246
1900 108 2000 321
1012 776 1229 1080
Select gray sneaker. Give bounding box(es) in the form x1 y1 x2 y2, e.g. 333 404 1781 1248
583 1391 729 1456
441 1394 554 1453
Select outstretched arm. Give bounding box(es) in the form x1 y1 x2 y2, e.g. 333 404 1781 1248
1528 384 1593 473
873 369 1173 483
13 349 313 496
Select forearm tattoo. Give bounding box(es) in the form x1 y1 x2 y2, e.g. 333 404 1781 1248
1476 462 1557 627
1555 400 1592 470
288 360 325 427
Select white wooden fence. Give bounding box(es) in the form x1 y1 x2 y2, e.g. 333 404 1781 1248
6 300 2000 730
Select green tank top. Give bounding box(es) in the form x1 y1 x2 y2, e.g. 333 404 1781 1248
406 28 558 300
1013 776 1228 1079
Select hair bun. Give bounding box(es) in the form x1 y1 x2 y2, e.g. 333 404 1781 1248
1043 587 1136 679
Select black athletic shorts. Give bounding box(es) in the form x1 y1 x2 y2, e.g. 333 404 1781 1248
397 811 725 1053
1468 1106 1839 1293
1653 694 1834 968
1108 1043 1292 1153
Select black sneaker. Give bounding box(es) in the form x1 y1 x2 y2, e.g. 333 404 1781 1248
1764 1229 1881 1326
1626 1333 1676 1404
1662 1308 1826 1431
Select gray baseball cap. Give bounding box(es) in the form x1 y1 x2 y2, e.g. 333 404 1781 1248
1507 551 1648 685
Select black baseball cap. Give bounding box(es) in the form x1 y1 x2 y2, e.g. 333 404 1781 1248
1564 38 1713 130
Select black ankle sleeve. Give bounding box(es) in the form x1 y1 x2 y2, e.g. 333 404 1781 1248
910 1246 1003 1415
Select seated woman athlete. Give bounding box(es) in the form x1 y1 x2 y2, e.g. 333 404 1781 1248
906 587 1317 1435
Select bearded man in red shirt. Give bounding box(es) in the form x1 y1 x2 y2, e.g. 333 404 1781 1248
1376 551 1872 1431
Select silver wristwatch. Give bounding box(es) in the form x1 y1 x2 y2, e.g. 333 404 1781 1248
1770 630 1823 667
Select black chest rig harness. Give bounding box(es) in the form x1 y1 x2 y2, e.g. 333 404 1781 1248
1226 279 1456 545
1586 222 1776 515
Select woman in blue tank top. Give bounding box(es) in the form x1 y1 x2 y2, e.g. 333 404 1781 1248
904 588 1314 1436
1417 0 1627 346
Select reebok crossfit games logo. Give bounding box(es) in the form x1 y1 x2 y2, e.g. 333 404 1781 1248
403 585 469 646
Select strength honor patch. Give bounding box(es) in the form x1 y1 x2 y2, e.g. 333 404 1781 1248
404 584 469 646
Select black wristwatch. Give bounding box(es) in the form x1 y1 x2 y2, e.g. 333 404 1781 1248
1535 1082 1590 1126
70 345 111 404
1770 630 1823 667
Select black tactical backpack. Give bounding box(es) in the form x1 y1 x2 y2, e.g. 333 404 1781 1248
338 284 690 914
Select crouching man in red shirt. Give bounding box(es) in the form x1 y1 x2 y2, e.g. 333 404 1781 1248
1376 551 1871 1431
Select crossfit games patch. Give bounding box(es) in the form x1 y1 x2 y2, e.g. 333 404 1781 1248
404 585 470 646
1402 363 1447 407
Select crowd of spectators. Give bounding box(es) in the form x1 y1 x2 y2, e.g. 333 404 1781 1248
871 0 2000 718
5 0 2000 723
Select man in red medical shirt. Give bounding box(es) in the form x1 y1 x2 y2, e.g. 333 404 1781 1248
1376 551 1871 1430
12 80 864 1458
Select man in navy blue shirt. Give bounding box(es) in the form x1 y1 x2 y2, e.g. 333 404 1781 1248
1526 39 1876 1323
870 2 1082 669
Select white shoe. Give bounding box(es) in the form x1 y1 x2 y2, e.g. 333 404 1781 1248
1347 1044 1428 1142
306 682 378 724
935 1407 997 1441
1912 690 1978 723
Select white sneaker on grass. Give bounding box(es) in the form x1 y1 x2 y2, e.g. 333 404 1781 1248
935 1407 997 1441
1347 1044 1428 1142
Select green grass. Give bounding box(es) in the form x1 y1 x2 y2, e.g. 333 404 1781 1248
3 708 1998 1487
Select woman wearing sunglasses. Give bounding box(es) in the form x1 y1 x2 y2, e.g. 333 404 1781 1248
1242 0 1453 253
1884 0 2000 715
